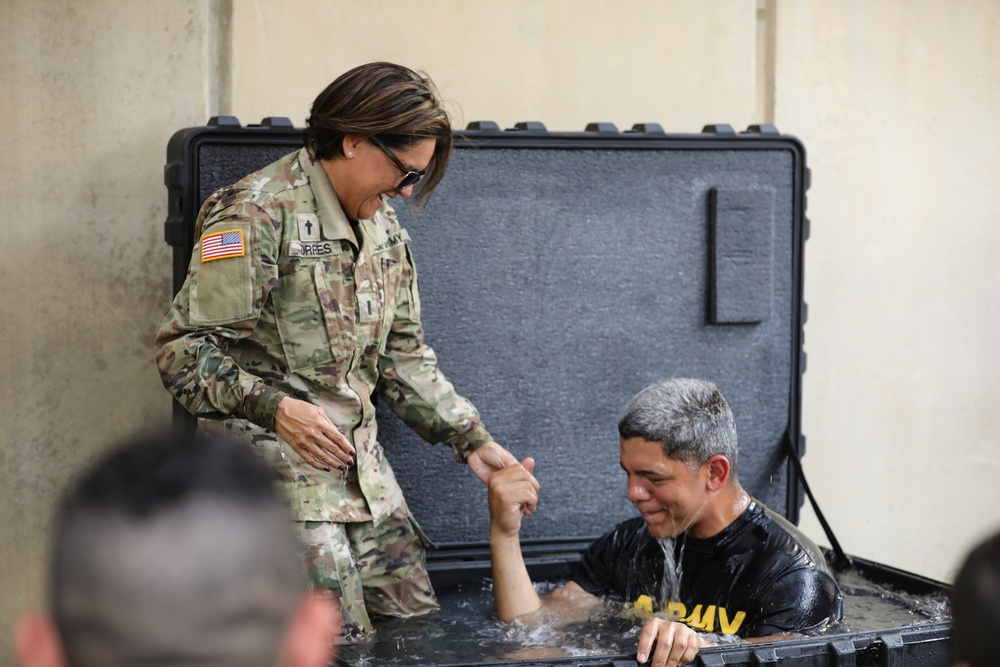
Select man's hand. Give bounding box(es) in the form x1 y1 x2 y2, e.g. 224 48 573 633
273 397 355 471
467 441 519 483
488 458 539 536
487 458 544 622
636 617 705 666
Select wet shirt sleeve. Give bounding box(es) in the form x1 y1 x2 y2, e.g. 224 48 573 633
376 242 493 462
154 197 288 429
570 524 631 598
743 567 844 637
570 520 648 600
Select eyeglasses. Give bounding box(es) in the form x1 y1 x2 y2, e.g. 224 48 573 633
369 136 426 190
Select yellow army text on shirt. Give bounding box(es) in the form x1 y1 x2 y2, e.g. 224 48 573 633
154 148 493 525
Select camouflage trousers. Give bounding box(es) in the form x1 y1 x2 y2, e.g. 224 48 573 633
299 502 439 642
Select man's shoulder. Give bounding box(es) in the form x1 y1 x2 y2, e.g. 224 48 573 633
749 499 832 574
718 500 843 634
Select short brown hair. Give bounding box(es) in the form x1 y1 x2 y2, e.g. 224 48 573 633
304 61 453 204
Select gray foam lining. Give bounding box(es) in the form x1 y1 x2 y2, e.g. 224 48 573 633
383 147 796 545
192 140 798 546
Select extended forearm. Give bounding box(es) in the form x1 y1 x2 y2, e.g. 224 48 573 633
490 527 542 622
379 344 492 460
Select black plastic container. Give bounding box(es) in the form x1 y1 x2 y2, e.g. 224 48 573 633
163 117 951 666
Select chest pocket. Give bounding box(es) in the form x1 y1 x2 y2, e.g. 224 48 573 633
272 263 352 372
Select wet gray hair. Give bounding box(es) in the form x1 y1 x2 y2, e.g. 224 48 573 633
618 378 739 475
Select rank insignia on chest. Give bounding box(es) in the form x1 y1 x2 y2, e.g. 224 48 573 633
200 229 245 262
297 213 322 241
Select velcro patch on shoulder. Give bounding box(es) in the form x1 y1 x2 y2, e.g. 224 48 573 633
191 221 254 325
201 229 246 262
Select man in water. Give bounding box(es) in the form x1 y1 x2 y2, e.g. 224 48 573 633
950 529 1000 667
13 431 340 667
489 378 842 665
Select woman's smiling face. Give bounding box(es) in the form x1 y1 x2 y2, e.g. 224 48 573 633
334 137 436 221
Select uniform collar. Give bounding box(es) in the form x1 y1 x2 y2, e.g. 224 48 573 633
298 148 358 248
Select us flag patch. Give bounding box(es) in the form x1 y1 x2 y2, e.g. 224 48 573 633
201 229 245 262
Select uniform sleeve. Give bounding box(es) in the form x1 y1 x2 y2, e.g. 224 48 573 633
376 242 493 462
742 567 844 637
153 197 288 429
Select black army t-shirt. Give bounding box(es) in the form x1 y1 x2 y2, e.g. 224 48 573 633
570 499 843 637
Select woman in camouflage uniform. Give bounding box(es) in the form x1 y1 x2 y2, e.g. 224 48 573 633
154 62 522 641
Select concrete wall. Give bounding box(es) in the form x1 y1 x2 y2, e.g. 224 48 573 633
0 0 225 661
776 0 1000 588
226 0 759 132
2 0 998 662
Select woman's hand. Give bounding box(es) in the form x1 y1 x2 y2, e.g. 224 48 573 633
273 397 355 471
467 441 519 483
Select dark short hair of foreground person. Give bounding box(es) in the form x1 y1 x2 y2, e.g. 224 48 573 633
950 529 1000 667
13 432 340 667
488 378 843 666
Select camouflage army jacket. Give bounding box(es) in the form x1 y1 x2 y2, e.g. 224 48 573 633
154 148 492 524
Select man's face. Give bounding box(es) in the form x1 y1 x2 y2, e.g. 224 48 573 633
620 437 710 539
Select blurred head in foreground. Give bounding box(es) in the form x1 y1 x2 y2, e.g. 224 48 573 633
951 529 1000 667
14 431 339 667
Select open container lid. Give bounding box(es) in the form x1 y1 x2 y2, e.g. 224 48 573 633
166 117 809 549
